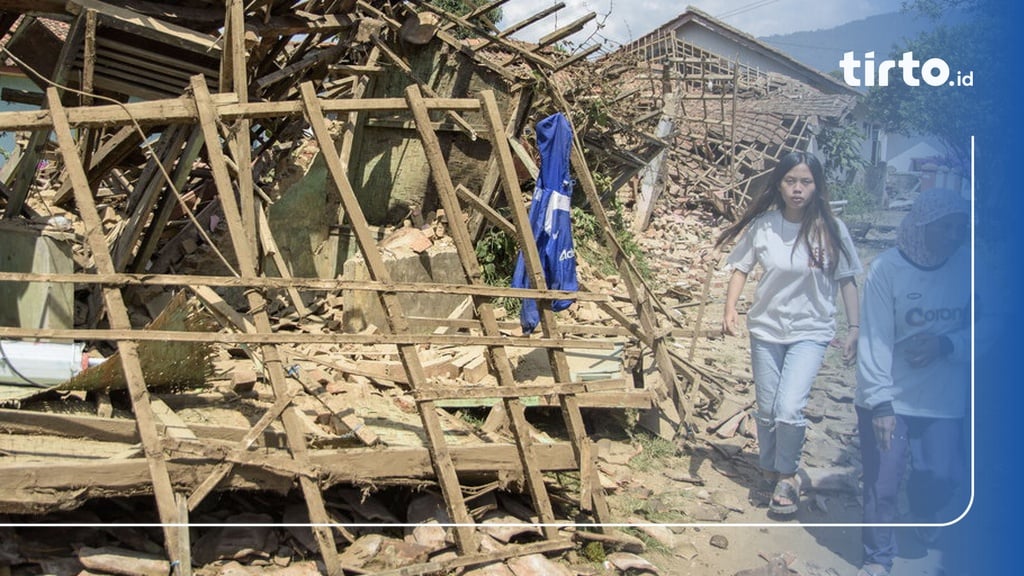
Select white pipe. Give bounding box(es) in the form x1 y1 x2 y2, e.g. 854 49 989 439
0 340 100 387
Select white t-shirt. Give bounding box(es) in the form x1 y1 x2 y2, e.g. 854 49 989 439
726 210 862 344
855 246 970 419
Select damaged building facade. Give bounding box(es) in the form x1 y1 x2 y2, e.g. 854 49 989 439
0 2 865 575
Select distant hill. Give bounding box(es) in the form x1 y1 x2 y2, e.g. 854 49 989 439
760 10 966 77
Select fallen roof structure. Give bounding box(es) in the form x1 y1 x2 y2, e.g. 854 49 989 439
0 2 734 574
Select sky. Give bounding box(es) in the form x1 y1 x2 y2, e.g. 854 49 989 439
499 0 905 46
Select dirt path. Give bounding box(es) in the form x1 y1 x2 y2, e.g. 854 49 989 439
605 193 951 576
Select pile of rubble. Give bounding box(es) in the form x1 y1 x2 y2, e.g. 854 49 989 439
0 2 870 574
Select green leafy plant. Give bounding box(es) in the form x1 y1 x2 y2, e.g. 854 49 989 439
581 541 606 563
818 123 865 181
626 429 678 472
830 181 877 216
571 197 653 282
475 226 521 316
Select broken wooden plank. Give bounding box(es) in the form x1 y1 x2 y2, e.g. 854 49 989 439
0 443 582 514
479 90 602 523
413 379 627 401
256 204 310 316
47 87 188 572
0 95 482 131
0 325 617 349
287 366 379 447
301 81 477 554
370 539 573 576
0 271 609 302
186 389 298 511
67 0 222 55
408 84 559 539
192 76 346 575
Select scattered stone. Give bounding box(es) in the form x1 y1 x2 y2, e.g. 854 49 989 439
709 534 729 549
478 512 542 543
710 490 746 513
76 546 169 576
674 540 699 561
507 553 576 576
733 558 790 576
213 560 323 575
605 552 661 574
231 368 258 393
628 518 676 549
337 534 431 570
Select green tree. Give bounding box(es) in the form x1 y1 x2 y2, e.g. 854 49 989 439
865 0 994 167
818 123 865 181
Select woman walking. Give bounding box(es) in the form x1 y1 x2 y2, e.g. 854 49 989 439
855 188 970 576
717 151 862 515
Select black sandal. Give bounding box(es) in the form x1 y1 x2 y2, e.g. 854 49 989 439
769 475 800 515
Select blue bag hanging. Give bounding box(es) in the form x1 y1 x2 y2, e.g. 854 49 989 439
511 112 578 334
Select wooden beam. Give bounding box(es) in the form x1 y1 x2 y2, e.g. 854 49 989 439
414 379 627 401
414 2 556 69
455 183 514 236
222 0 258 258
0 95 483 131
0 443 581 515
0 0 66 12
536 12 596 48
187 389 297 511
191 76 346 575
371 35 478 140
494 2 564 39
67 0 222 55
255 45 344 90
301 81 478 554
112 124 189 270
256 205 310 316
407 84 559 539
0 326 617 349
129 128 205 273
47 87 188 573
370 540 572 576
253 12 355 36
478 91 603 524
0 270 610 301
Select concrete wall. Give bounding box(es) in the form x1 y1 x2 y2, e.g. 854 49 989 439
0 223 74 330
341 240 468 333
349 41 511 227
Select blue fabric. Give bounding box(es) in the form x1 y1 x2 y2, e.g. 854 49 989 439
511 112 578 334
749 337 828 474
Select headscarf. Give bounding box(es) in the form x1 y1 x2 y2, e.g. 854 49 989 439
897 188 969 268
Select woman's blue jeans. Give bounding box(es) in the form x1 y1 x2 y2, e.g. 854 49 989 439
749 337 828 475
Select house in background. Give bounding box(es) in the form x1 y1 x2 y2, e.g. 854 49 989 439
620 6 859 97
621 7 969 201
599 6 861 230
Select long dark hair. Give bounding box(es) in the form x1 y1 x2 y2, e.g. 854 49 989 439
715 151 850 272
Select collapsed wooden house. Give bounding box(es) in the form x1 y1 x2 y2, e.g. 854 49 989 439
0 2 734 575
565 6 860 228
0 2 866 574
